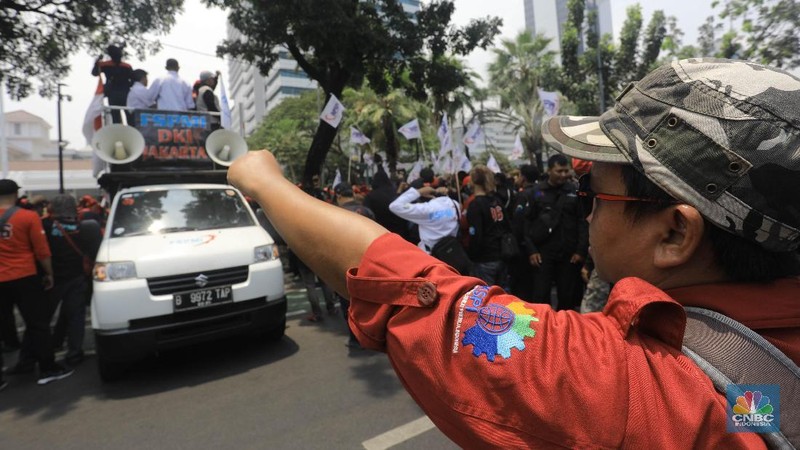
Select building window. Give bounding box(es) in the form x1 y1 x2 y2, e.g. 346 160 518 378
278 69 310 79
13 123 21 135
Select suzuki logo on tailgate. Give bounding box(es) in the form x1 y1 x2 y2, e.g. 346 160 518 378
195 274 209 288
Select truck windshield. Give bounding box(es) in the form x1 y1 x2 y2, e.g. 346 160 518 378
109 188 255 238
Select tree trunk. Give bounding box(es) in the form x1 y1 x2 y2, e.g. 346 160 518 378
303 120 339 185
302 74 347 185
383 114 398 176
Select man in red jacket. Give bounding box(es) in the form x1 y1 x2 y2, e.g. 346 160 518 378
0 180 74 387
227 59 799 448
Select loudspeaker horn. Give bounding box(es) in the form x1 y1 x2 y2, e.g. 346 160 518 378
205 129 248 167
91 124 145 164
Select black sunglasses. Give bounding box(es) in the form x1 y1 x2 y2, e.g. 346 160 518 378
577 173 680 218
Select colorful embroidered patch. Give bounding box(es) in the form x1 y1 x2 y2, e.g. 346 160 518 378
462 300 539 362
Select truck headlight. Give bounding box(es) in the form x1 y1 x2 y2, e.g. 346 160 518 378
94 262 137 281
254 244 278 262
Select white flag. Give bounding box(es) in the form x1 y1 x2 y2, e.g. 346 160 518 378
440 154 455 174
332 168 342 190
487 154 501 173
407 159 423 183
462 121 484 150
219 75 232 129
510 134 524 161
350 126 371 145
83 79 107 177
319 94 345 128
538 88 560 117
437 113 453 156
456 153 472 173
398 119 421 140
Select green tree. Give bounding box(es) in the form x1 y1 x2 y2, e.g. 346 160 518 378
714 0 800 68
483 31 559 168
209 0 501 184
344 85 430 174
558 1 671 115
0 0 183 99
698 15 721 57
246 90 320 183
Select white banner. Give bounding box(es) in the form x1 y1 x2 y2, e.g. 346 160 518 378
319 94 345 128
350 126 371 145
462 121 484 150
398 118 421 140
487 154 501 173
538 88 560 117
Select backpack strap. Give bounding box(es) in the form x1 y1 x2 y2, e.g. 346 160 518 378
0 206 19 230
54 220 86 258
682 306 800 449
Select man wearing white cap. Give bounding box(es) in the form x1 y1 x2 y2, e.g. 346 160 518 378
195 70 221 130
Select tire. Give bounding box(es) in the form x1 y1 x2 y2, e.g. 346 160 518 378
97 351 127 382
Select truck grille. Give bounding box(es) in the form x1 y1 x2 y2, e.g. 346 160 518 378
147 266 249 295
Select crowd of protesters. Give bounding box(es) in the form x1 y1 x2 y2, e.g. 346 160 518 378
0 181 106 390
299 153 607 316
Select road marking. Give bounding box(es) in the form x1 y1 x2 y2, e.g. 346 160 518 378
286 310 307 318
362 416 435 450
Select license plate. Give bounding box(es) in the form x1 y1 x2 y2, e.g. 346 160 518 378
173 286 233 312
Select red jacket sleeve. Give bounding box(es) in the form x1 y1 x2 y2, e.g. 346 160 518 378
28 212 51 261
346 233 629 449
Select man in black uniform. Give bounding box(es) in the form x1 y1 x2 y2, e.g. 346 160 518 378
523 154 588 310
509 164 540 300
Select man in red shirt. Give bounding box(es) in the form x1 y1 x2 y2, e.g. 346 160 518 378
227 59 799 448
0 180 74 387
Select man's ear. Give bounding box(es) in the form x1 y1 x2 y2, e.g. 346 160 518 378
653 205 706 269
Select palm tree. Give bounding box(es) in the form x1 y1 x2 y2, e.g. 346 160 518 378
481 31 559 168
345 85 430 175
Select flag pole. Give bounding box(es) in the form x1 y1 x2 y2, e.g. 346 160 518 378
347 144 353 184
453 149 462 206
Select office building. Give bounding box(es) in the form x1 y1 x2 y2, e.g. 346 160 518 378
523 0 612 59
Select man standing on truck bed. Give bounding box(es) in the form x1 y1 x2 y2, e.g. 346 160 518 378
148 58 194 112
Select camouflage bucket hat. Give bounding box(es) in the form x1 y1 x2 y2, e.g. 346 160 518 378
542 58 800 252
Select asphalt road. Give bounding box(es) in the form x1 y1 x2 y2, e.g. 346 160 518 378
0 288 459 450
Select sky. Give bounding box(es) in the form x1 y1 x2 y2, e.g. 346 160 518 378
3 0 715 152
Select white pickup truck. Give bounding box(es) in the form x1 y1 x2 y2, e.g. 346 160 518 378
91 179 286 381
